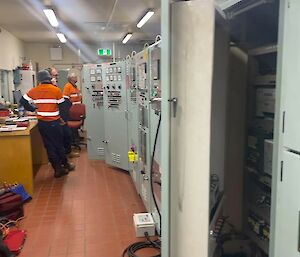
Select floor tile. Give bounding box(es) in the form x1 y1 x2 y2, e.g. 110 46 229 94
19 149 151 257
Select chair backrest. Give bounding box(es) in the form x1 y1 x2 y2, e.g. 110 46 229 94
69 103 86 121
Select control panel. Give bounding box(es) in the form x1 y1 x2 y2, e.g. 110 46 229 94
103 61 129 171
86 64 104 107
104 64 124 109
82 64 105 160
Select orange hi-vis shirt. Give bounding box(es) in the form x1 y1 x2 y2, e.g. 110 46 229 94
63 82 82 104
23 84 65 121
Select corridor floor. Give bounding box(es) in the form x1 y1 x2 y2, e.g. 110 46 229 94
19 150 158 257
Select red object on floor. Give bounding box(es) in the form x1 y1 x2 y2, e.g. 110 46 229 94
4 230 27 255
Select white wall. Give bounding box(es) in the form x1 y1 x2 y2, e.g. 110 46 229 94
24 42 144 71
0 27 24 70
0 27 25 101
24 43 81 71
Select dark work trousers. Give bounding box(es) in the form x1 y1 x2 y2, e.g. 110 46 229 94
62 124 72 155
38 119 68 169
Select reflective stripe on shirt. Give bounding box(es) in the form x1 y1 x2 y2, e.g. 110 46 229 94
37 111 60 117
72 101 81 105
33 99 58 104
33 98 65 104
23 94 33 101
57 98 65 104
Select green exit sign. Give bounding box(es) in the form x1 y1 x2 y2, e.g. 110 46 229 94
98 48 112 56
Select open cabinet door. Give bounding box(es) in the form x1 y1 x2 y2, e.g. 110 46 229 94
276 151 300 256
169 1 215 256
280 0 300 152
271 0 300 256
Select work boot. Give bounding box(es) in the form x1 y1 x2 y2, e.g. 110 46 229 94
68 151 80 158
63 162 75 171
54 167 69 178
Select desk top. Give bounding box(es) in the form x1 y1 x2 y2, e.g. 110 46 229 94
0 122 38 137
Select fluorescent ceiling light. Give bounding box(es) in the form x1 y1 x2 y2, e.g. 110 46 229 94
56 33 67 43
137 11 154 28
122 33 132 44
43 9 59 27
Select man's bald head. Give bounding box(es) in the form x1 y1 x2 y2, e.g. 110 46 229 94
68 73 78 85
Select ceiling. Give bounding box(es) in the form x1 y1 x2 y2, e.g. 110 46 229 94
0 0 161 44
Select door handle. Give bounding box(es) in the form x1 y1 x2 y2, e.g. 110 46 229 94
168 97 178 118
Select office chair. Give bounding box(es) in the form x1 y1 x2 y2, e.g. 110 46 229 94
67 103 87 150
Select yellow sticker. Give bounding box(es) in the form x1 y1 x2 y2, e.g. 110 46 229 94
143 50 148 61
128 151 135 162
135 153 139 162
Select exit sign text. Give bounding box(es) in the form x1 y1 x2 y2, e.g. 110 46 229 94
98 48 112 56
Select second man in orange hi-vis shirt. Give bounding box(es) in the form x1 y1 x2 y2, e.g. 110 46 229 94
47 67 79 159
20 70 75 178
63 73 82 105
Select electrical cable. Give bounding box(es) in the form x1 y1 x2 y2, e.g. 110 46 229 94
122 115 162 257
122 232 161 257
150 114 161 236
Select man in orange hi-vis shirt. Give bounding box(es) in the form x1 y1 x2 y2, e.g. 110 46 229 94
20 70 75 178
63 73 82 105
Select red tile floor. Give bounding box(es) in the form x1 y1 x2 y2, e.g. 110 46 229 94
18 150 160 257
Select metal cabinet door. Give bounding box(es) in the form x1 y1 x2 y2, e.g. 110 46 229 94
281 0 300 152
170 1 215 257
276 151 300 257
82 65 105 160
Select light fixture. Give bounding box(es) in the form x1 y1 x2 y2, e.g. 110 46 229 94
43 9 59 27
122 33 132 44
137 10 154 28
56 33 67 43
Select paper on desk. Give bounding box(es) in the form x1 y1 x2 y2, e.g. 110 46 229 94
0 125 27 132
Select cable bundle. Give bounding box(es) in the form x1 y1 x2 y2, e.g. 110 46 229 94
122 233 161 257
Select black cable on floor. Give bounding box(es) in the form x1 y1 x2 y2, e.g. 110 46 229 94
122 233 161 257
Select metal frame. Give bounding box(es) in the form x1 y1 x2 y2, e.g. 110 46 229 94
161 0 171 256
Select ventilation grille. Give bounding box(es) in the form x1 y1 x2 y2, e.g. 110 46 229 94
112 153 121 163
97 148 105 156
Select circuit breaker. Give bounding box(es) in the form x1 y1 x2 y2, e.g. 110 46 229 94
82 64 105 160
103 61 129 171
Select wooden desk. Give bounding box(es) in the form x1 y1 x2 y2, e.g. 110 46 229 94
0 122 48 195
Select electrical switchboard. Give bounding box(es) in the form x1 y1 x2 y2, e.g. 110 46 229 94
126 55 141 194
136 48 152 211
103 61 129 171
148 41 162 233
82 64 105 160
